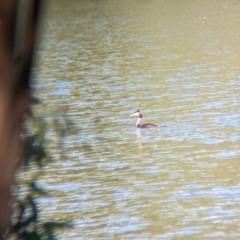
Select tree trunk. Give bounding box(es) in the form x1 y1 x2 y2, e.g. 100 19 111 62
0 0 41 237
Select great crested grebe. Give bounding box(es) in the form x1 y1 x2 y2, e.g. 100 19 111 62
130 110 157 128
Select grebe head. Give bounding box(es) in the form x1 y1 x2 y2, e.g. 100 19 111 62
129 110 143 118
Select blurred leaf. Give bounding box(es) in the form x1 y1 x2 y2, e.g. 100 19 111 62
30 181 49 195
22 130 48 166
43 228 57 240
35 121 47 144
43 221 73 240
19 230 41 240
20 210 36 227
22 135 38 165
10 202 25 234
34 145 47 167
25 107 35 118
44 221 74 230
27 195 38 222
30 97 41 105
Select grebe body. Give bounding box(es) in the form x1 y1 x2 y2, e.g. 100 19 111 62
130 110 157 128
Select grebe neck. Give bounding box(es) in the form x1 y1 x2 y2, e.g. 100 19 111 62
136 117 142 127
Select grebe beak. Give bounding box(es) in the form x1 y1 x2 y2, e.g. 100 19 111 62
129 112 139 117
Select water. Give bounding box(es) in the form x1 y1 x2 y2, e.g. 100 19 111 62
32 0 240 239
